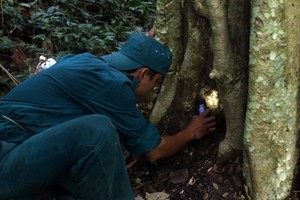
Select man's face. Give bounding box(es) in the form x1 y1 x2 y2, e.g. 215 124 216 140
135 73 163 100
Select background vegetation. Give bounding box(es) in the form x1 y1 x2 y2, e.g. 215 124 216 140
0 0 156 96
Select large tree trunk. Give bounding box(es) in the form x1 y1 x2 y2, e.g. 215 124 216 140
243 0 300 199
194 0 250 161
149 0 300 199
151 0 215 133
151 0 249 160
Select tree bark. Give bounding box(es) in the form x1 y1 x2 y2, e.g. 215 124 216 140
150 0 299 198
152 0 249 160
194 0 250 160
151 0 214 134
243 0 300 199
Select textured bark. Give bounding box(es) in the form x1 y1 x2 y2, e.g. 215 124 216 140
150 0 214 133
150 1 299 198
151 0 249 160
243 0 300 199
194 0 250 160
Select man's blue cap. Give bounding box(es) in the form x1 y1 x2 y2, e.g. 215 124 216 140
102 34 172 74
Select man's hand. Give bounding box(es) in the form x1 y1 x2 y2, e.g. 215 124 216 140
145 109 216 162
183 109 216 140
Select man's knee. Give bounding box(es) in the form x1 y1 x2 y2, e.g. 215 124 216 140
68 114 118 145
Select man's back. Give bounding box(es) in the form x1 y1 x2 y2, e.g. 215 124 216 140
0 52 160 158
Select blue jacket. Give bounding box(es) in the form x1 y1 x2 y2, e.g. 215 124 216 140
0 53 161 158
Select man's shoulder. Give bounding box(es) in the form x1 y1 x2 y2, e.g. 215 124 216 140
57 52 101 64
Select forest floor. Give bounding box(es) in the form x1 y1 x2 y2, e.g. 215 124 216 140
128 130 247 200
128 130 300 200
1 70 299 200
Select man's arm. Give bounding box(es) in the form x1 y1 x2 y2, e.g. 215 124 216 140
145 109 216 162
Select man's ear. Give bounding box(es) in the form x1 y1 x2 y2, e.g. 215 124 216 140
136 67 150 82
147 29 155 37
141 67 150 78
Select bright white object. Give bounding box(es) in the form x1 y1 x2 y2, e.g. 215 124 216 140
40 58 56 69
34 56 56 74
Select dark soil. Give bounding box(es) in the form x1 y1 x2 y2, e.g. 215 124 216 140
128 129 247 200
128 130 300 200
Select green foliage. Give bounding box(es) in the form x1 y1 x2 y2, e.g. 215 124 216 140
0 0 156 57
0 0 156 95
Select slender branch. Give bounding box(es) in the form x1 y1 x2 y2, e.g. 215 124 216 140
0 0 3 27
0 63 20 86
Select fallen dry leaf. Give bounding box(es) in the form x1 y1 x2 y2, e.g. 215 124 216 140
145 192 170 200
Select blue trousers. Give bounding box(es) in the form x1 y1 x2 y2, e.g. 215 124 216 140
0 114 134 200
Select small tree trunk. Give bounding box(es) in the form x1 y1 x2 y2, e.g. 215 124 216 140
152 2 249 162
194 0 250 160
151 0 214 133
